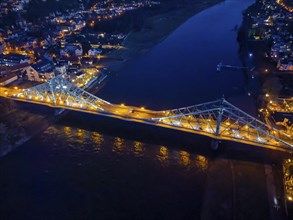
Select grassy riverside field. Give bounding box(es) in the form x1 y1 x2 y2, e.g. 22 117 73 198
106 0 224 71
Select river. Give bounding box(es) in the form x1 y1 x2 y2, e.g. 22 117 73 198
99 0 256 110
0 0 280 219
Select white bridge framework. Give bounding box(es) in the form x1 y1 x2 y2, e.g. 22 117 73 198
17 76 111 111
10 76 293 152
152 99 292 150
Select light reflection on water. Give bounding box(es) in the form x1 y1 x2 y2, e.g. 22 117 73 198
113 137 125 153
179 151 191 167
90 131 104 152
157 146 169 167
134 141 144 157
41 125 209 173
196 155 209 171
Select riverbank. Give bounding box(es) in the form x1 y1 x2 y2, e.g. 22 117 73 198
0 75 108 158
238 0 293 129
0 103 53 157
238 1 293 217
0 0 224 157
105 0 224 72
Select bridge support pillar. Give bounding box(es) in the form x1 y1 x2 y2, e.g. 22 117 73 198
54 108 65 116
210 139 220 150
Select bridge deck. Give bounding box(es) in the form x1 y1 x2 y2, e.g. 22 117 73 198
8 95 293 153
1 76 292 153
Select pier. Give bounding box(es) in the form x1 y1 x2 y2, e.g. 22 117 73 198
217 62 249 72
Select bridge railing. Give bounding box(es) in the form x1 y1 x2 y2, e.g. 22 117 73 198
4 76 292 151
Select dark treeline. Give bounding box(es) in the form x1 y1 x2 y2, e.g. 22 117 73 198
93 9 146 33
91 0 198 33
23 0 82 21
0 0 203 29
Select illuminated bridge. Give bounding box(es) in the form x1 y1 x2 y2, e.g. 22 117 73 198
1 76 292 152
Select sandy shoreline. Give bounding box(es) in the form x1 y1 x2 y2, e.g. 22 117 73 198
105 0 224 72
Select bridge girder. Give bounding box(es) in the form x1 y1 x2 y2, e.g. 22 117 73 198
15 75 111 111
152 99 293 150
11 76 293 151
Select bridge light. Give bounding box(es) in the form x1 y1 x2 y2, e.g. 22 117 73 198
192 125 199 130
140 107 145 110
174 121 181 126
257 136 265 143
14 86 18 90
232 130 243 139
120 103 125 106
205 127 213 133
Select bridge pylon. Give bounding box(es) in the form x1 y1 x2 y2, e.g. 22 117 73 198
6 75 292 152
152 99 293 151
13 75 111 111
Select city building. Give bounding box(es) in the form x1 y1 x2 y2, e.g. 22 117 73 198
24 60 56 82
0 73 18 86
0 54 32 66
0 40 5 53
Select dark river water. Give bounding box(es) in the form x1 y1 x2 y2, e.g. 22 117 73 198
99 0 256 110
1 1 280 220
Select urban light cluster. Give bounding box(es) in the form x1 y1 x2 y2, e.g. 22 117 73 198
276 0 293 12
283 159 293 202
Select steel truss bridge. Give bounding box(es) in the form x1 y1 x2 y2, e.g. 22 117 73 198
2 76 293 152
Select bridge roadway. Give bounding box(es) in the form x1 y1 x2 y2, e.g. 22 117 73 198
0 76 293 152
0 85 292 152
